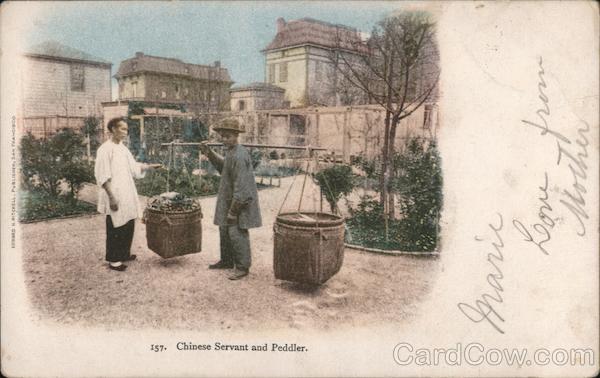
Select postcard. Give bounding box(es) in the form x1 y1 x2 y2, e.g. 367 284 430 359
1 1 598 377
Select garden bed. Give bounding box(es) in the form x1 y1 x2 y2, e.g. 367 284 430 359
19 190 97 223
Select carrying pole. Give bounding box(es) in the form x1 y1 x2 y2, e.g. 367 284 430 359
160 142 327 151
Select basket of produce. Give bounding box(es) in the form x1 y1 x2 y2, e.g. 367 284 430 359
143 192 202 259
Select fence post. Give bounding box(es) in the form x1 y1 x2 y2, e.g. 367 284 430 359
343 109 349 163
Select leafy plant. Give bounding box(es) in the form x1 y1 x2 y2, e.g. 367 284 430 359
20 129 93 199
250 149 264 169
346 195 403 250
269 150 279 160
351 154 380 181
391 138 443 252
19 189 96 222
146 193 201 212
346 138 443 252
313 164 355 213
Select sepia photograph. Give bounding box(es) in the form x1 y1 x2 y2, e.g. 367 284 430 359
1 1 598 377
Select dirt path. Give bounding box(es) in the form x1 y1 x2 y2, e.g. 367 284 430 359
22 176 440 331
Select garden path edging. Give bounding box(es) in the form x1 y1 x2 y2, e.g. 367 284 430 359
345 243 440 256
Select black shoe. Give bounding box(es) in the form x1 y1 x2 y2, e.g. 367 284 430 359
109 264 127 271
228 268 249 280
125 254 137 261
209 261 234 269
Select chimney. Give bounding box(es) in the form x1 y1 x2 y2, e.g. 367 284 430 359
214 60 221 67
276 17 286 33
135 52 144 58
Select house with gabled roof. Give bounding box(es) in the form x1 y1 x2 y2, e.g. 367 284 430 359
19 41 112 137
263 17 368 107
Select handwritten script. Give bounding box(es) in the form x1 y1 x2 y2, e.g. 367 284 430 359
458 56 591 334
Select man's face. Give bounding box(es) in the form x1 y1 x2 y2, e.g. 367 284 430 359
112 121 128 142
218 130 239 147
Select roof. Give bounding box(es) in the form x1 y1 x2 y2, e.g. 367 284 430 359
24 41 112 66
229 82 285 92
116 52 231 82
264 17 367 53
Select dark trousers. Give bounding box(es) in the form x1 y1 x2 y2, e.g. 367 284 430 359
219 225 251 271
105 216 135 263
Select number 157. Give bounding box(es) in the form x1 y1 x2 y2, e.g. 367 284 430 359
151 344 166 352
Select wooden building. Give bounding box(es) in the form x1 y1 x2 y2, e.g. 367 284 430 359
18 41 112 138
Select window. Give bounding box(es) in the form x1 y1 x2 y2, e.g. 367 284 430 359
268 64 275 83
279 62 288 83
175 84 180 99
238 100 246 111
315 61 322 82
131 82 137 97
70 64 84 91
161 90 166 98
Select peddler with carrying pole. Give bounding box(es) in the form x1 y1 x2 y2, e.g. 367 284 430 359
149 141 328 261
155 140 343 284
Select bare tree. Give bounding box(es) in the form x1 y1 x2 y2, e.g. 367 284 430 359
329 11 440 227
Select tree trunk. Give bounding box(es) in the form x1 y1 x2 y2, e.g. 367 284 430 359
380 110 392 241
379 110 391 208
387 115 400 219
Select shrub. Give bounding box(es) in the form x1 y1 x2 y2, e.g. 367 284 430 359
313 164 355 213
346 138 443 252
20 129 94 199
346 195 403 250
19 189 96 223
351 154 380 180
392 138 443 252
250 149 264 169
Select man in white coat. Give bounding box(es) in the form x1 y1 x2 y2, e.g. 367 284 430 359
94 117 161 271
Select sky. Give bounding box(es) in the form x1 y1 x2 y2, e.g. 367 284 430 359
20 1 405 100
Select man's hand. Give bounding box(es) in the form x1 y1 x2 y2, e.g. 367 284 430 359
147 163 163 170
199 141 210 155
109 195 119 211
226 212 238 225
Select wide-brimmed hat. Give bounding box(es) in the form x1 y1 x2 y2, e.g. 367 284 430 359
212 118 245 133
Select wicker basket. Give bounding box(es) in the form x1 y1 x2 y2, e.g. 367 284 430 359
273 212 345 284
144 207 202 259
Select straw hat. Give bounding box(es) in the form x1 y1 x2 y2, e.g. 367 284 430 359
212 118 245 133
